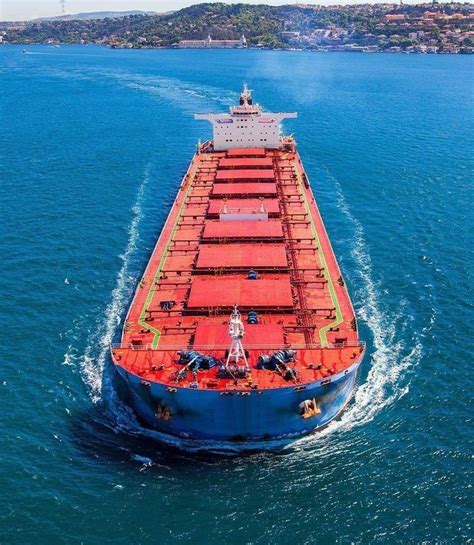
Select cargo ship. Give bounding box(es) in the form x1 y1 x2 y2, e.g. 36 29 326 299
111 86 365 446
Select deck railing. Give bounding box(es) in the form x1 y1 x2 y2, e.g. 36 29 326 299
111 341 366 352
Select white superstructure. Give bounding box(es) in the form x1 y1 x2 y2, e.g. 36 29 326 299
194 85 297 151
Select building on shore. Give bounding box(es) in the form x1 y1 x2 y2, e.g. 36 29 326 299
179 35 247 49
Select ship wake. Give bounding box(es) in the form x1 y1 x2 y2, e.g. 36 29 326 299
79 164 150 404
301 172 425 443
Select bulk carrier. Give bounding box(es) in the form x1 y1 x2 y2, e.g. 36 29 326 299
111 86 365 446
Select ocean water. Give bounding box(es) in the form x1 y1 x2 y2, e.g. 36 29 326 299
0 45 472 544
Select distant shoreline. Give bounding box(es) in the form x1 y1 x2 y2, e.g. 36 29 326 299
8 43 474 56
2 3 473 55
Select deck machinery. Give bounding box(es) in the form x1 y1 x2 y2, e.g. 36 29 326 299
111 86 365 444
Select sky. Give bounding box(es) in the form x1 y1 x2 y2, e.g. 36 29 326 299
3 0 288 21
0 0 438 22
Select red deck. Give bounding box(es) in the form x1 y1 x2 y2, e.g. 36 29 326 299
202 220 283 240
216 169 275 181
226 147 266 157
219 158 273 169
112 145 364 391
187 277 294 309
212 183 277 197
196 244 288 269
194 323 285 347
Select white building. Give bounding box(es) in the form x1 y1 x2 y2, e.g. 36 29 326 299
179 35 247 49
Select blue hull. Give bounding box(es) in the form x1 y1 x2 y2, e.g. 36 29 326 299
115 362 360 444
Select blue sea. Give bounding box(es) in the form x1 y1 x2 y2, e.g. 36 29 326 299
1 45 473 544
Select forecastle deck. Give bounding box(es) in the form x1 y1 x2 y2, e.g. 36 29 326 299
111 144 364 391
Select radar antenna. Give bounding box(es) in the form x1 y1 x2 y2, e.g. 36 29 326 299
239 83 253 106
226 306 248 368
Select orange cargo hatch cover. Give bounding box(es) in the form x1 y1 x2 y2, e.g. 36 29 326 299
216 169 275 181
196 244 288 269
202 220 283 239
187 277 294 308
212 183 277 196
219 158 273 169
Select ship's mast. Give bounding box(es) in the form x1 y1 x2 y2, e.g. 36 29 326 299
226 306 248 368
241 83 251 102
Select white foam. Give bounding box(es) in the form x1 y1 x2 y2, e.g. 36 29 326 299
79 163 150 403
28 63 238 116
132 454 153 464
114 73 237 113
300 171 425 441
61 346 77 367
63 66 238 113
